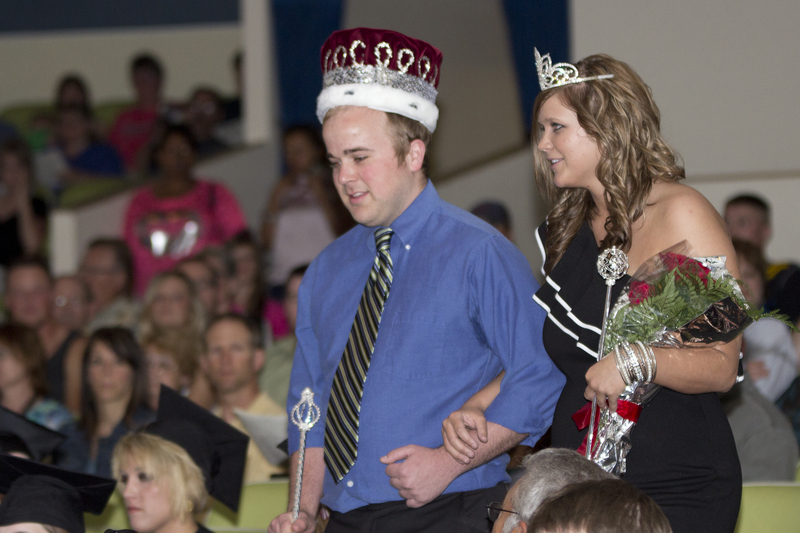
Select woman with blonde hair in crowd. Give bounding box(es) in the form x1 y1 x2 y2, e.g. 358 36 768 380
443 52 741 532
112 386 248 533
113 432 210 533
138 270 213 408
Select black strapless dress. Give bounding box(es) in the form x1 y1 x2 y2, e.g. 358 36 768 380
534 222 741 533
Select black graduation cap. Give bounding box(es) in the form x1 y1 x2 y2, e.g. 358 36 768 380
0 407 67 462
145 386 249 513
0 454 117 533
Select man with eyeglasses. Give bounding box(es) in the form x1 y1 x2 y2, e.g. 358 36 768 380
487 449 613 533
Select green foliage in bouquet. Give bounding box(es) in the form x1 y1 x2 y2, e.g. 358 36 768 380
604 253 792 349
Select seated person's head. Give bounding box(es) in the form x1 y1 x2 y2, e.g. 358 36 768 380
55 104 93 147
130 54 163 106
226 231 262 292
80 238 134 308
6 256 53 329
724 194 771 250
81 328 148 438
153 124 197 179
112 431 208 533
526 479 672 533
176 256 220 318
282 125 326 177
471 201 513 241
141 330 197 409
52 275 91 333
201 314 264 396
141 271 205 333
283 265 308 332
492 449 614 533
0 324 48 411
0 138 34 195
55 75 90 109
732 239 768 308
186 87 225 142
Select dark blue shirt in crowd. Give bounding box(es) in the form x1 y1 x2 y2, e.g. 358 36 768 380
55 407 154 478
65 143 125 176
288 180 565 513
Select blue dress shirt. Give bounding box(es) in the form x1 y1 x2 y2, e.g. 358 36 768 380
288 181 565 513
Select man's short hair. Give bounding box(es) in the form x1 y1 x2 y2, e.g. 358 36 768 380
131 53 163 79
725 194 770 223
87 238 134 297
503 448 614 533
204 313 263 350
527 479 672 533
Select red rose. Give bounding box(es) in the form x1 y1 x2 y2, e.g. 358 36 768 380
660 252 711 286
628 280 651 304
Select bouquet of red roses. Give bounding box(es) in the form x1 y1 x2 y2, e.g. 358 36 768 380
577 241 787 475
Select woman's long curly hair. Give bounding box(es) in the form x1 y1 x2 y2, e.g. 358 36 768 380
532 54 685 275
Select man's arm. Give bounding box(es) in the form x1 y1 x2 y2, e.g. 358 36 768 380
268 448 325 533
380 422 524 508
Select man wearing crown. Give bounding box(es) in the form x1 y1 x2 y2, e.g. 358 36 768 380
269 28 564 533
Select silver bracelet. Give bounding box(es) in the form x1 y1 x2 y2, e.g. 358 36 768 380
614 344 632 385
623 341 644 382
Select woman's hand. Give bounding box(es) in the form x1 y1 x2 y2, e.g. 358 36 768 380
441 406 488 465
584 355 626 412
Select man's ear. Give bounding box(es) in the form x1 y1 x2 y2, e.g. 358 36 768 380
512 522 527 533
253 348 265 374
406 139 426 173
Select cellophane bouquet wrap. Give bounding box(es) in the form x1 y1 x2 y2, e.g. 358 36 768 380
581 241 783 475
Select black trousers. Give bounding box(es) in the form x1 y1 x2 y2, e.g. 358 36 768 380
325 483 507 533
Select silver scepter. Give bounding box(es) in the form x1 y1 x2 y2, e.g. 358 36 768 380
290 388 320 522
586 246 628 459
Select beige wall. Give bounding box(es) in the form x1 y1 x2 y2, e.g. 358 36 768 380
0 23 241 108
571 0 800 178
343 0 525 177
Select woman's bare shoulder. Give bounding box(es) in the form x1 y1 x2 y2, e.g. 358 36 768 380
642 181 735 264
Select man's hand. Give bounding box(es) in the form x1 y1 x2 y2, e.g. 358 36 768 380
268 510 316 533
380 445 460 508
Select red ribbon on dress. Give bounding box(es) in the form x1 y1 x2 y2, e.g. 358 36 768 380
573 400 643 456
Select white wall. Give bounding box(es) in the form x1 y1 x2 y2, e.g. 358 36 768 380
571 0 800 178
0 23 241 108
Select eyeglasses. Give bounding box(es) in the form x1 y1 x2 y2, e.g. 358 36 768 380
486 502 518 522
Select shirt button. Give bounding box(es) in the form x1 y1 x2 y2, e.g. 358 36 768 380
347 480 354 488
405 244 411 250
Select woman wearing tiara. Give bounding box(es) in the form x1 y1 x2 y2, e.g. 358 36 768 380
441 52 741 533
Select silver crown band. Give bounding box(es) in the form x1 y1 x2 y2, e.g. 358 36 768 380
535 47 614 91
323 65 438 104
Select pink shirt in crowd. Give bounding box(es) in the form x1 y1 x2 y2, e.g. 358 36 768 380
108 107 159 170
124 180 247 294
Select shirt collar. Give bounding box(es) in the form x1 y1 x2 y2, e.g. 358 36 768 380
367 179 438 251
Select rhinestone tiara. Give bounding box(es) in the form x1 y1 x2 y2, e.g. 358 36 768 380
535 48 613 91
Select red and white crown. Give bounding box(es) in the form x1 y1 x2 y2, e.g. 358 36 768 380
317 28 443 132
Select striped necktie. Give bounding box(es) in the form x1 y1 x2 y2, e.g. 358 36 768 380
324 227 394 483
